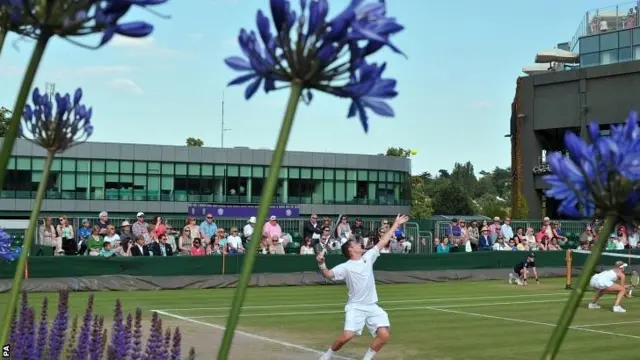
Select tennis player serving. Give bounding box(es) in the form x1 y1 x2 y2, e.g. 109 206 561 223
316 214 410 360
588 260 631 313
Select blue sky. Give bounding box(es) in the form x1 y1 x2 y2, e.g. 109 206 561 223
0 0 619 175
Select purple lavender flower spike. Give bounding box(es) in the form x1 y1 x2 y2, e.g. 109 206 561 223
100 328 108 359
36 297 49 360
73 294 94 360
143 312 160 360
162 328 171 360
66 316 79 359
124 313 133 359
169 328 181 360
88 315 101 360
15 291 30 360
26 307 37 360
130 309 143 360
47 290 70 360
187 347 195 360
108 299 126 360
9 311 18 354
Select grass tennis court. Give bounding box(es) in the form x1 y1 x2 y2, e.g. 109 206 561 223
1 278 639 359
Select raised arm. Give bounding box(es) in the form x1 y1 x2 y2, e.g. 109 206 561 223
376 214 410 250
316 252 335 279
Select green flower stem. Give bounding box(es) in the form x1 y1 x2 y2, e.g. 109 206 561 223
217 81 303 360
0 150 54 345
541 214 617 360
0 35 50 192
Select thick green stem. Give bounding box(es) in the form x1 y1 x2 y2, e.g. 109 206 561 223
540 214 618 360
0 151 54 345
0 35 49 191
216 82 303 359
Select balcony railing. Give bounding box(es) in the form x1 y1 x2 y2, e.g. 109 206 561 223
571 1 640 51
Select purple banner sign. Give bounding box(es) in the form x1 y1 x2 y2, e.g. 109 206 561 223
188 204 300 218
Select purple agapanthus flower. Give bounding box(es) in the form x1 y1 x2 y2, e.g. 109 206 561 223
0 0 169 48
0 227 19 261
224 0 404 132
543 112 640 219
21 87 93 153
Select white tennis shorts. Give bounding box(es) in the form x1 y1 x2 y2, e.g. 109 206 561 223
344 304 390 337
590 276 614 290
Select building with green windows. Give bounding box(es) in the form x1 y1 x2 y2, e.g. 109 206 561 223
0 139 411 218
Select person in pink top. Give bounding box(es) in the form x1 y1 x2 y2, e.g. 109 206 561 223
263 215 283 240
190 238 206 256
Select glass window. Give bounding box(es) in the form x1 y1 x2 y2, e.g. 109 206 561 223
580 35 599 53
358 170 367 181
300 168 311 179
279 168 287 179
119 174 132 183
202 164 213 176
161 176 173 190
312 169 323 179
633 28 640 45
323 181 334 202
106 160 119 173
16 157 30 170
335 170 345 180
634 46 640 60
92 160 105 172
188 164 201 176
7 157 15 170
61 174 75 190
120 161 133 173
289 167 300 178
77 160 90 172
77 173 89 187
162 163 174 175
215 165 225 176
335 182 345 202
32 158 44 170
175 163 187 175
240 166 251 177
134 175 147 187
600 32 618 50
51 159 61 171
62 159 75 171
378 171 386 182
368 170 378 181
580 53 600 67
346 170 356 181
227 165 239 177
620 47 632 62
601 49 618 65
148 176 160 190
620 30 631 47
252 166 264 178
148 162 161 174
323 169 333 180
134 161 147 174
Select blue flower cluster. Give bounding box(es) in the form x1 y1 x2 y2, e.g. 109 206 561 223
0 0 168 47
543 112 640 219
0 228 19 262
21 88 94 153
224 0 404 132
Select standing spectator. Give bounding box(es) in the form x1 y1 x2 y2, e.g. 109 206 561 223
352 218 365 238
303 214 322 243
152 216 166 239
130 235 150 256
200 213 218 244
132 212 150 243
96 211 110 235
335 215 352 239
501 217 514 240
57 215 76 255
445 218 462 237
243 216 256 241
119 221 135 254
478 226 492 251
467 220 479 251
185 216 201 244
226 227 245 254
39 216 61 255
87 225 103 256
77 218 91 255
151 234 173 257
300 237 315 254
178 227 192 255
263 215 282 240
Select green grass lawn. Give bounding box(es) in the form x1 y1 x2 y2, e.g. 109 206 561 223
1 278 639 359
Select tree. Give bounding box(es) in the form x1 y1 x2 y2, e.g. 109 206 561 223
0 107 11 137
476 193 508 219
432 182 474 215
186 137 204 147
385 147 413 158
410 176 433 219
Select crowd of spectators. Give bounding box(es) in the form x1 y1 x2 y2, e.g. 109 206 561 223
37 212 414 258
435 216 640 253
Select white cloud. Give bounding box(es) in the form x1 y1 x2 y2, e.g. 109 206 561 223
106 78 144 95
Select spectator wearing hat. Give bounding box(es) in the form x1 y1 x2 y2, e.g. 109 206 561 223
132 212 150 244
243 216 256 241
199 213 218 244
77 218 92 255
478 226 492 251
263 215 282 241
303 214 323 243
119 221 135 255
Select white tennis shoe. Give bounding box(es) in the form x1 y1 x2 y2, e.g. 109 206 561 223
613 305 627 313
588 303 601 310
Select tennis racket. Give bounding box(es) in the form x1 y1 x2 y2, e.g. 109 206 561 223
625 271 639 297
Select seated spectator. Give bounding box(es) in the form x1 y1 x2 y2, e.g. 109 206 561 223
152 216 166 239
165 223 177 252
489 217 502 241
263 216 282 240
57 215 76 255
514 227 525 244
335 216 352 239
215 228 227 250
40 216 62 256
99 242 117 257
516 238 529 251
446 218 462 237
87 225 103 256
501 217 514 240
507 238 516 250
579 225 594 244
537 237 549 251
300 237 314 255
132 212 150 244
243 216 256 241
151 234 174 257
199 213 217 244
178 227 192 255
525 227 536 247
492 236 511 251
352 218 365 238
258 235 269 254
190 238 206 256
478 227 492 251
104 225 121 246
467 220 479 250
185 216 200 245
130 235 150 256
303 214 322 243
551 221 567 246
269 235 285 255
547 237 561 251
226 227 245 254
77 219 91 255
119 221 135 254
435 237 450 253
629 224 639 248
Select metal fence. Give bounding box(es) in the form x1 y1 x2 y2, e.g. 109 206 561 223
434 220 591 240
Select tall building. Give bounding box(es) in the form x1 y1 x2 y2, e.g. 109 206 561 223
0 139 411 218
513 2 640 218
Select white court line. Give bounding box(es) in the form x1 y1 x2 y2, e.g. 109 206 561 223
574 320 640 328
424 306 640 340
154 310 353 360
188 298 574 319
158 292 565 312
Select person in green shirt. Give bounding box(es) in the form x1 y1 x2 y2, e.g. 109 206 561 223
87 225 104 256
99 242 116 257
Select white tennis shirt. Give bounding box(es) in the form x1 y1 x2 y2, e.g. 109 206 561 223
593 269 617 285
331 246 380 306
